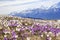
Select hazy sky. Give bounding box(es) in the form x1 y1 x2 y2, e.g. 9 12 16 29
0 0 60 15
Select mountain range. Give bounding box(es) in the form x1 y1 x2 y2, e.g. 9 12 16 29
9 2 60 20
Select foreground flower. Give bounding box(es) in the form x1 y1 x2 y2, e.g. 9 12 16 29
8 20 19 27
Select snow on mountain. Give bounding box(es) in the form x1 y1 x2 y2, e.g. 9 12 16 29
9 2 60 20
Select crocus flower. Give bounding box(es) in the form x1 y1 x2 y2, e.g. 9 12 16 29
49 27 59 36
8 20 19 27
3 29 10 34
23 33 29 37
31 30 35 34
32 24 41 32
20 27 25 31
40 26 45 32
4 37 8 40
56 28 60 33
46 37 51 40
28 27 33 30
43 25 51 32
11 30 17 38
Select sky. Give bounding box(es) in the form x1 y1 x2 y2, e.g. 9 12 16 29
0 0 60 15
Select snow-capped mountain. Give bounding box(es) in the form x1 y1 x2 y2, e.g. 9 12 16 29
9 2 60 20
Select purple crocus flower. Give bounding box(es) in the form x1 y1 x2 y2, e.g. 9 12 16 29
8 20 19 27
28 27 33 30
4 37 8 40
3 29 10 34
20 27 25 31
11 30 17 38
43 25 51 32
23 33 29 37
56 28 60 33
50 27 55 33
49 27 60 36
32 27 37 31
31 30 35 34
40 26 45 32
32 24 41 31
46 37 50 40
34 25 41 30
